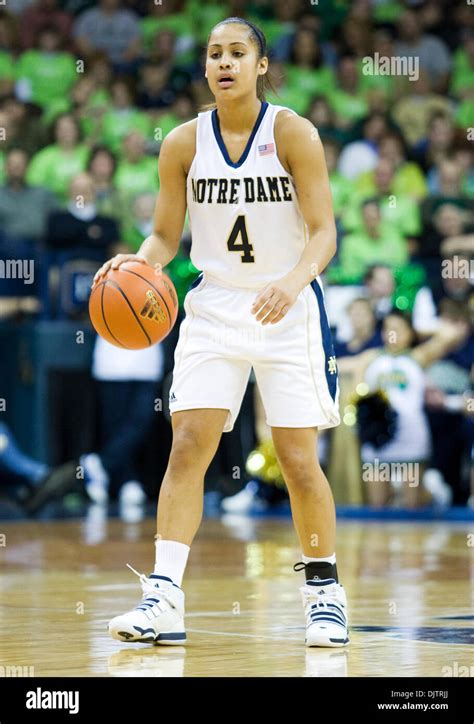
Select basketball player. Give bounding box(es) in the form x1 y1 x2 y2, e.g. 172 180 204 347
94 17 348 648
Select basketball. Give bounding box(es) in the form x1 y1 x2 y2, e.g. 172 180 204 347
89 261 179 349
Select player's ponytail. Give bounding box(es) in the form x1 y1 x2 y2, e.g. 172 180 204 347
201 17 277 111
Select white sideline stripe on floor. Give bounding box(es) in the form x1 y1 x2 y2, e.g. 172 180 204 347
185 627 302 641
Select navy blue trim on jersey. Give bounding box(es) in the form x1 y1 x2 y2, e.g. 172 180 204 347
188 272 204 291
211 101 269 168
310 279 338 403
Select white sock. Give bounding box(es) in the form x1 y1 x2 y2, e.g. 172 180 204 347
154 539 190 587
302 553 336 564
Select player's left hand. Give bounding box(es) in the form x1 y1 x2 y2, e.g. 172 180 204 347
251 275 301 325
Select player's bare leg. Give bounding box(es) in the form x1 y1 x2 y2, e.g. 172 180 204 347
272 426 349 647
156 408 230 544
108 408 229 645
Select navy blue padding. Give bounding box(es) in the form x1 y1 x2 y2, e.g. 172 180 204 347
188 272 203 292
211 101 269 168
156 632 186 640
310 279 338 403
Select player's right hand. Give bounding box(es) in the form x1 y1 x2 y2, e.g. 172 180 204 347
92 254 147 286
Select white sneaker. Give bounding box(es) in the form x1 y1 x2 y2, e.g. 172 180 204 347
422 468 453 508
300 578 349 648
119 481 147 506
81 453 109 504
108 565 186 646
221 481 268 513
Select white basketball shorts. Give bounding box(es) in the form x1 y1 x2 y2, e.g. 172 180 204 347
168 272 340 433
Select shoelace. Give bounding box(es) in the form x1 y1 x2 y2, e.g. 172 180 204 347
126 563 178 611
301 586 347 628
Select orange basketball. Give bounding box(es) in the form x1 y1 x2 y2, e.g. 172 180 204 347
89 261 179 349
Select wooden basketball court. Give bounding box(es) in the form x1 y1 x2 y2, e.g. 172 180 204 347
1 515 472 677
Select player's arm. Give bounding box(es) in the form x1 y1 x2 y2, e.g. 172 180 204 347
137 128 188 268
93 126 188 283
281 114 337 289
251 114 337 325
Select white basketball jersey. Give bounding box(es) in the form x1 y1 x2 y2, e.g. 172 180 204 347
186 101 307 288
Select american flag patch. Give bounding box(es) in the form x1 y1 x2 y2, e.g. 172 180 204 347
258 142 275 156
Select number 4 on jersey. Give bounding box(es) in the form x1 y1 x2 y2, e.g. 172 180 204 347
226 215 255 263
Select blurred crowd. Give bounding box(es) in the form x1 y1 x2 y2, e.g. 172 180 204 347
0 0 472 512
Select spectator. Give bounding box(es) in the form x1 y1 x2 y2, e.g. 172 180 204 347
45 172 119 253
87 52 113 108
99 77 151 153
26 113 89 199
26 335 166 516
263 0 303 62
264 61 309 117
73 0 141 69
79 336 165 510
391 75 452 148
283 28 336 113
0 422 77 509
377 131 427 201
0 12 17 95
413 112 456 172
395 8 452 93
338 312 467 507
332 199 408 283
420 205 470 287
150 91 196 142
16 25 77 112
327 54 369 129
137 62 176 111
358 26 399 103
86 145 123 223
19 0 72 50
337 111 391 180
450 29 474 100
424 299 473 504
452 140 474 198
140 0 195 67
364 265 397 322
333 297 382 357
322 138 352 219
115 131 158 198
427 157 470 198
0 148 57 242
347 158 422 248
122 192 154 252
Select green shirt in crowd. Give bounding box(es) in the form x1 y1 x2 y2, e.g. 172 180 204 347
331 224 408 283
100 109 152 153
0 50 14 80
284 64 336 100
342 194 421 238
115 156 159 197
141 14 196 65
326 88 368 123
355 164 428 201
329 171 352 217
154 111 184 140
451 49 474 96
26 144 89 198
16 50 77 109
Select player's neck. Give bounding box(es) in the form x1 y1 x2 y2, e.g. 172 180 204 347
215 96 263 135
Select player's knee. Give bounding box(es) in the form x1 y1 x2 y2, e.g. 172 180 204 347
276 449 319 484
168 426 213 470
